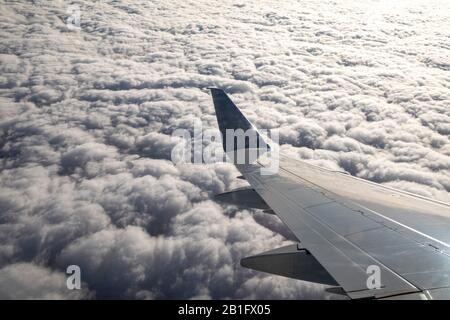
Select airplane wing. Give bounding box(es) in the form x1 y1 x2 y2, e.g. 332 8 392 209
209 88 450 300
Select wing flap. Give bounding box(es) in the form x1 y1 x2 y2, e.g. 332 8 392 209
241 244 339 286
214 186 270 210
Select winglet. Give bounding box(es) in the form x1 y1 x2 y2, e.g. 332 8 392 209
209 88 269 153
209 88 253 136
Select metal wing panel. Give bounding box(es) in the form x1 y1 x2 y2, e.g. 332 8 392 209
210 88 450 299
280 156 450 247
305 201 381 236
238 156 450 298
275 156 450 292
238 163 420 298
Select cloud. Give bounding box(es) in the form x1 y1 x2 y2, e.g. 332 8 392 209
0 0 449 299
0 263 91 299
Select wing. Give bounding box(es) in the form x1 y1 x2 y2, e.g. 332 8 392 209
210 88 450 300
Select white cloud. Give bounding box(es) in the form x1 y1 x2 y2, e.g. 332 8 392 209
0 0 448 299
0 263 91 299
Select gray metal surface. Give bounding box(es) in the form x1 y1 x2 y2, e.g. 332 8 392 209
210 88 450 300
241 244 339 285
238 162 421 299
214 186 270 210
277 156 450 292
239 155 450 299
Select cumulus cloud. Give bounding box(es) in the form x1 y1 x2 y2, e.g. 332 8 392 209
0 0 449 299
0 263 91 299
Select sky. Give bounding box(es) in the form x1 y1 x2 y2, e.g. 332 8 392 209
0 0 449 299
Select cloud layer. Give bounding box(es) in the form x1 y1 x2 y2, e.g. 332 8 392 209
0 0 449 299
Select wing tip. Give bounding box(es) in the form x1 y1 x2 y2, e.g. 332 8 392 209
206 87 223 92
